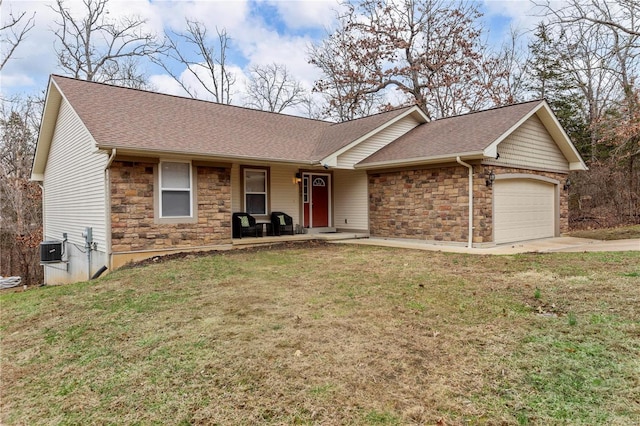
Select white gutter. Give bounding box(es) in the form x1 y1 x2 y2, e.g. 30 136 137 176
105 148 117 169
456 156 473 248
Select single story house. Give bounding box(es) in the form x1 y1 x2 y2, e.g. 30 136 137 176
31 75 587 284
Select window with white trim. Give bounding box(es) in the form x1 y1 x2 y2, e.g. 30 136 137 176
160 161 192 217
244 168 267 215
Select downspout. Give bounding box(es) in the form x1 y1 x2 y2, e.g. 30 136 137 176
103 148 116 275
456 156 473 248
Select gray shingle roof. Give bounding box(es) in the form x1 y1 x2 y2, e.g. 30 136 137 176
50 76 548 167
359 100 544 165
53 76 328 162
52 76 415 163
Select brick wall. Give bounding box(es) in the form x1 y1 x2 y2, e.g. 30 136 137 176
110 161 232 252
368 165 569 244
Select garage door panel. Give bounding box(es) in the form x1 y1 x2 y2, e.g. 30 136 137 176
494 179 555 244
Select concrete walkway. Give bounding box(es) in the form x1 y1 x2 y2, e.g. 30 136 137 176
333 236 640 255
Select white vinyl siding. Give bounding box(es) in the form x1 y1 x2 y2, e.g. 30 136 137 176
337 115 421 169
43 99 108 283
494 115 569 171
269 165 300 221
494 179 556 244
231 164 299 223
333 170 369 231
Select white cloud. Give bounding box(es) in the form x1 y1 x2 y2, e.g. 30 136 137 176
2 0 533 111
152 0 250 33
267 0 339 30
482 0 546 34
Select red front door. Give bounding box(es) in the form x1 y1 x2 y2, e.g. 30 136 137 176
303 174 330 227
311 175 329 227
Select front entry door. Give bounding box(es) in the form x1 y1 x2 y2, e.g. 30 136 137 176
303 174 330 227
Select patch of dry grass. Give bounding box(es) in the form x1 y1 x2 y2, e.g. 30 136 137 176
568 224 640 240
1 243 639 425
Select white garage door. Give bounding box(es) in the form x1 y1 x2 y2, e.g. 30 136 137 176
494 179 556 244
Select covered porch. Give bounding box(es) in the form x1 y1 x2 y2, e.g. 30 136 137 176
230 163 370 237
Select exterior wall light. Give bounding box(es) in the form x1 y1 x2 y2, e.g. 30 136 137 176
486 170 496 187
293 172 302 185
563 178 571 191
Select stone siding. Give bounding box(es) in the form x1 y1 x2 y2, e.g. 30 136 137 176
110 161 231 252
369 165 569 244
369 166 472 242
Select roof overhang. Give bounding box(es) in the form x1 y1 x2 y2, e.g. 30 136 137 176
319 106 429 168
483 100 588 171
30 78 63 181
355 151 485 170
101 146 318 167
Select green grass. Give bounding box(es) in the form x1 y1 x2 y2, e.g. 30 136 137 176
2 243 639 425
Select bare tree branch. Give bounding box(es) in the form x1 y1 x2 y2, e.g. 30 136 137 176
535 0 640 38
244 63 307 113
50 0 164 87
153 20 235 104
0 0 36 71
309 0 505 120
0 96 44 285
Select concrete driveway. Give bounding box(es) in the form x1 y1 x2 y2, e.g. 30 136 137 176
337 236 640 255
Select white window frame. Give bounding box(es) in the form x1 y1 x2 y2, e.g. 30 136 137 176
159 160 193 218
243 168 268 215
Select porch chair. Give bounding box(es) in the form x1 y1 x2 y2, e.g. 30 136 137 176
232 212 261 238
270 211 294 236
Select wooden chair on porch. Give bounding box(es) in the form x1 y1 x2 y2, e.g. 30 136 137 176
270 212 294 236
232 212 261 238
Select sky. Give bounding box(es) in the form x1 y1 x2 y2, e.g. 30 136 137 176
1 0 545 115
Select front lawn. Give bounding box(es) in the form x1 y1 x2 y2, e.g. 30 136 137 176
2 243 639 425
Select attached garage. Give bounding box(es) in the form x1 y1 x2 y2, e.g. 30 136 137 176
493 178 557 244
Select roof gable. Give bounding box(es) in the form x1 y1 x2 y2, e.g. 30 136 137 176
357 100 587 171
316 106 428 167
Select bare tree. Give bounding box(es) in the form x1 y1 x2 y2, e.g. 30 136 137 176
50 0 163 87
0 96 43 285
155 20 235 103
309 22 386 121
0 0 35 71
244 63 307 113
490 28 531 104
309 0 503 120
536 0 640 38
536 0 640 227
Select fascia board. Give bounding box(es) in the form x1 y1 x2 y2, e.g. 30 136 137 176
482 102 542 158
102 146 317 166
31 77 102 180
320 106 428 166
354 151 485 170
483 100 588 171
31 78 62 181
535 103 588 170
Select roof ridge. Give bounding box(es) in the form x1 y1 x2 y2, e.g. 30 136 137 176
328 105 416 127
50 74 331 124
431 99 545 122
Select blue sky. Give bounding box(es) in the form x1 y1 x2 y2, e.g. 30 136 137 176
2 0 543 113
